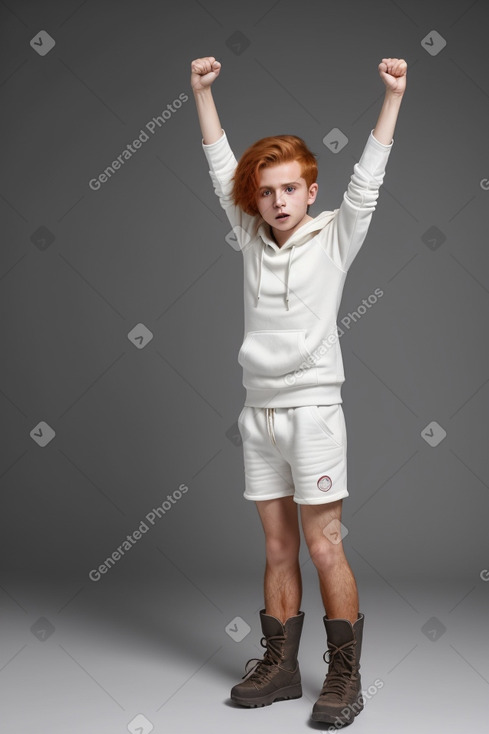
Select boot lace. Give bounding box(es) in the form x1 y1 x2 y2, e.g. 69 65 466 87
241 633 286 685
319 639 356 698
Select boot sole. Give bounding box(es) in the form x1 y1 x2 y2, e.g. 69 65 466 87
231 683 302 708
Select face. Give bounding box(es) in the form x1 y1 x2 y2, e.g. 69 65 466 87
254 160 318 246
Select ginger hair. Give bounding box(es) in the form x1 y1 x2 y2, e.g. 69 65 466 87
231 134 318 216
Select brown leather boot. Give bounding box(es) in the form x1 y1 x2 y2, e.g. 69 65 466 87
311 612 365 725
230 609 304 707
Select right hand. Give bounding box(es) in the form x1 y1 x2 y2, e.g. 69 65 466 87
190 56 221 92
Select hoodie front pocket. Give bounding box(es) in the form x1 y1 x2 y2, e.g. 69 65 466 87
238 330 318 389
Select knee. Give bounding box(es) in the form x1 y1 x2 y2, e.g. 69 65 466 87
306 538 344 571
265 534 300 566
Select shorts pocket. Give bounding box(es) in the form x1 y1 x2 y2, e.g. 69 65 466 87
308 404 345 448
237 406 247 425
237 406 253 444
238 330 318 389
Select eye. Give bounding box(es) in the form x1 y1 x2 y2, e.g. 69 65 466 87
285 186 296 193
261 190 271 197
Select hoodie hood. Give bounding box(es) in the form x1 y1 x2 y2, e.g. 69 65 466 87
255 210 336 310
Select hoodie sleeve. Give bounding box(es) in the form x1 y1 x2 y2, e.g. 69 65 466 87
202 129 259 251
321 130 393 271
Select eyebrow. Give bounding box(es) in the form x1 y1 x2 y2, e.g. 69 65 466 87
257 180 302 190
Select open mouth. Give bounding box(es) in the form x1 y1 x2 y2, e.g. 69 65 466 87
275 213 289 220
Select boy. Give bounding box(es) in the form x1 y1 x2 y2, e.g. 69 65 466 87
190 55 407 726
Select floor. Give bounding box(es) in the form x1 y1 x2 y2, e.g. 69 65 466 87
1 566 488 733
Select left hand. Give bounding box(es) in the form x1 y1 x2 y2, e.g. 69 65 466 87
378 57 407 96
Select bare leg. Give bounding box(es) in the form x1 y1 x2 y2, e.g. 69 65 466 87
255 496 302 623
300 499 358 623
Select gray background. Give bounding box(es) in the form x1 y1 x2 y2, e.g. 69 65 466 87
1 0 488 732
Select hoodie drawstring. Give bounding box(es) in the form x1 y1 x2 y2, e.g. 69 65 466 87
256 246 264 306
256 244 295 311
285 246 295 311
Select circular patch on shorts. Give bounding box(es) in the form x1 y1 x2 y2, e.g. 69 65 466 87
317 475 332 492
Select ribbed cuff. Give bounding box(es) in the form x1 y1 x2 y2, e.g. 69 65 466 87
357 129 394 178
201 129 235 171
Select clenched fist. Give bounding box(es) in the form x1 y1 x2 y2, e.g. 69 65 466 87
378 58 407 95
191 56 222 92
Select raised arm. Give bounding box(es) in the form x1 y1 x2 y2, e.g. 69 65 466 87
190 56 224 145
190 55 258 250
372 57 407 145
321 57 408 272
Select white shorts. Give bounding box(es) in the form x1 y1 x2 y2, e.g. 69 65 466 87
237 404 348 505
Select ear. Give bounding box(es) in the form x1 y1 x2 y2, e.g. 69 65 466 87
307 182 319 205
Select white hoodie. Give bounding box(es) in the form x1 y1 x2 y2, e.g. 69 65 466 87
202 128 393 408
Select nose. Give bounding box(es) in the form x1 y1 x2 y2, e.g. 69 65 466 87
273 191 285 207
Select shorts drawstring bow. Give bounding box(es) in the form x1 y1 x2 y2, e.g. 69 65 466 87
265 408 277 446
